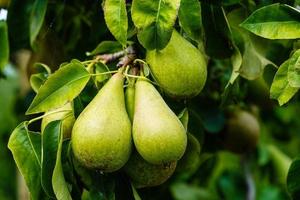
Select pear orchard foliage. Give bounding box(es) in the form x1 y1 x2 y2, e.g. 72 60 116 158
3 0 300 200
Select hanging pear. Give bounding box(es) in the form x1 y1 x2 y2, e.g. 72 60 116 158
125 82 135 122
72 72 132 172
133 79 187 164
41 103 75 139
146 30 207 98
124 151 177 188
221 110 260 154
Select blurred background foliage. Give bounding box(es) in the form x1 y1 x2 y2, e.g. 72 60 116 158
1 0 300 199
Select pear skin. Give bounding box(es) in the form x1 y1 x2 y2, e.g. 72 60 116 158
41 103 75 139
125 83 135 122
124 151 176 188
146 30 207 98
133 79 187 164
72 72 132 172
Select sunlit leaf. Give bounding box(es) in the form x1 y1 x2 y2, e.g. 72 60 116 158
103 0 128 46
178 0 202 42
52 122 72 200
41 121 62 197
131 0 180 50
288 49 300 87
30 63 51 93
8 122 44 200
240 4 300 39
270 60 299 106
26 61 90 114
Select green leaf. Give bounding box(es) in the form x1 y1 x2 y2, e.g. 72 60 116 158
86 41 123 56
103 0 128 46
239 40 273 80
240 3 300 39
267 145 291 185
41 121 62 197
178 108 189 131
30 0 48 46
170 182 218 200
201 3 234 59
228 8 279 80
288 49 300 87
270 60 299 106
26 61 90 114
7 0 34 51
0 21 9 71
287 158 300 199
30 73 48 93
178 0 202 42
131 0 180 50
8 122 43 200
227 45 242 86
131 183 141 200
34 62 51 74
52 122 72 200
94 62 111 84
30 63 51 93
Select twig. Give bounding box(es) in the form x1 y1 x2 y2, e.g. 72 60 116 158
117 54 136 68
95 46 136 65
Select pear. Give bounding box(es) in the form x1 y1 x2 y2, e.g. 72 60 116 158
176 133 201 175
146 30 207 98
125 82 135 122
133 79 187 164
72 72 132 172
41 103 75 138
222 110 260 154
124 151 177 188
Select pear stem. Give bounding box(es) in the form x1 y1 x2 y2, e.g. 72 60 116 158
90 70 119 77
123 72 160 87
81 60 94 64
124 65 131 83
28 109 72 125
133 59 147 66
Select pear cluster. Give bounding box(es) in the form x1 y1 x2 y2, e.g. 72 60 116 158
70 30 208 187
70 72 187 186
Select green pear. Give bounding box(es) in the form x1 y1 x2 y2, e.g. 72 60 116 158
176 133 201 175
222 110 260 154
133 79 187 164
124 151 177 188
41 103 75 138
72 72 132 172
146 30 207 98
125 82 135 122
